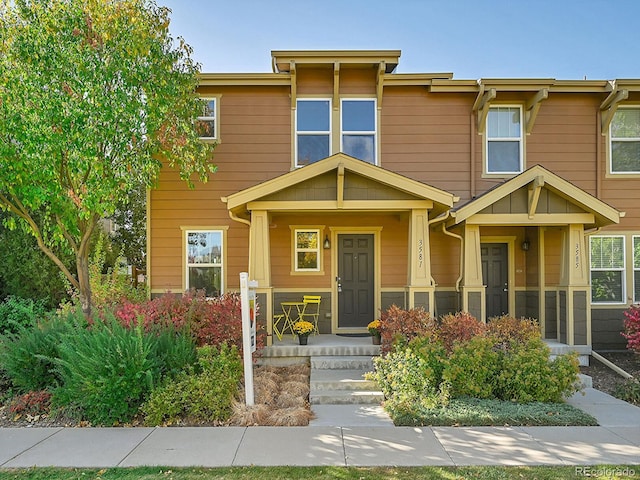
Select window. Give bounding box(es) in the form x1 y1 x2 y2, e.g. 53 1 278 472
197 98 217 140
590 235 625 304
341 99 376 164
186 230 223 296
296 99 330 166
486 106 523 174
294 229 320 272
634 236 640 303
610 107 640 173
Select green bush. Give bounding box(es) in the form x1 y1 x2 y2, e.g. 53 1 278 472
0 296 49 336
142 344 243 426
0 313 80 392
52 318 163 425
496 338 580 403
442 336 501 399
614 378 640 404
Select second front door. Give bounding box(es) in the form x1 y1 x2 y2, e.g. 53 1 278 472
337 234 374 329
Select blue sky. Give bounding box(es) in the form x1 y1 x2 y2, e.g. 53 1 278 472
162 0 639 80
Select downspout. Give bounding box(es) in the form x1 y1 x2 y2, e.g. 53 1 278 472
228 210 251 227
427 211 452 287
441 223 464 292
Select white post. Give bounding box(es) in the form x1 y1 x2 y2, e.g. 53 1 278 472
240 272 254 405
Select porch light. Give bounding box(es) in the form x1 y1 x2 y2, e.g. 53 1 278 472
323 235 331 249
521 239 530 251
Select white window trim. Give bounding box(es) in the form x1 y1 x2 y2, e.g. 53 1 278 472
295 98 332 168
340 98 378 165
182 227 226 297
634 235 640 303
197 96 219 142
590 234 626 305
485 105 524 176
609 106 640 175
291 227 324 275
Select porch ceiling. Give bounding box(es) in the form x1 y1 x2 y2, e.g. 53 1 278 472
450 165 623 228
222 153 458 220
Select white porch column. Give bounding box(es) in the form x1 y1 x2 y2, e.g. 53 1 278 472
407 209 434 312
460 224 486 321
248 210 274 345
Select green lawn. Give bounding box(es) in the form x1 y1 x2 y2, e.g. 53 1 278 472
0 466 638 480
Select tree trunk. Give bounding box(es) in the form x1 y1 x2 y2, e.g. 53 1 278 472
76 252 92 317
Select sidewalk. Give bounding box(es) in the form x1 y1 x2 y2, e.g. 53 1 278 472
1 388 639 468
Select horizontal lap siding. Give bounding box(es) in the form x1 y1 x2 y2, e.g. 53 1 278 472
149 86 290 292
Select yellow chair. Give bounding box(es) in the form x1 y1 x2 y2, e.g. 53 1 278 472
272 313 286 341
300 295 321 334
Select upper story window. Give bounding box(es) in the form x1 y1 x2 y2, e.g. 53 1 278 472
186 230 223 297
486 106 523 174
341 99 377 164
590 235 625 304
610 107 640 173
296 99 331 166
197 98 217 141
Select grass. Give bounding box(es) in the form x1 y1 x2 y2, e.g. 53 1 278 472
388 397 598 427
0 466 637 480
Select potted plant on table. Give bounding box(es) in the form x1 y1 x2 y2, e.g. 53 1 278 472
368 319 381 345
293 320 314 345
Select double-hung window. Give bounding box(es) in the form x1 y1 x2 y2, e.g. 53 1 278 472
296 99 331 166
294 229 320 272
634 236 640 303
197 98 217 141
341 99 377 164
610 107 640 173
486 106 523 174
186 230 223 297
590 235 625 304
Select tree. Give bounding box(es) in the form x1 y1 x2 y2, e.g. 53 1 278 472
0 0 215 315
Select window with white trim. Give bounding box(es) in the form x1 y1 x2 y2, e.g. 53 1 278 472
590 235 625 304
296 99 330 166
197 98 217 141
186 230 223 296
341 99 376 164
294 229 320 271
634 236 640 303
486 106 523 174
610 107 640 173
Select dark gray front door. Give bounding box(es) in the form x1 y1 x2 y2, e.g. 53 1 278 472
338 234 374 329
481 243 509 319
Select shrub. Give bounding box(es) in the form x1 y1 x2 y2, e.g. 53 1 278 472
614 378 640 404
52 318 163 425
142 344 243 426
487 315 541 349
8 390 52 416
437 312 486 353
496 337 580 402
379 305 435 355
0 296 49 336
0 312 80 392
442 336 501 399
622 304 640 355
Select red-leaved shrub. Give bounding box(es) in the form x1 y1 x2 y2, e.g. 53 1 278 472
379 305 435 355
437 311 486 353
9 390 52 416
486 315 541 348
622 304 640 355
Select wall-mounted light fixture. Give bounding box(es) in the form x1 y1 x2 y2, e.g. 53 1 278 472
521 239 530 251
323 235 331 249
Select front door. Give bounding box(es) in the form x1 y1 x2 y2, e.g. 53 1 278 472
337 234 374 329
481 243 509 319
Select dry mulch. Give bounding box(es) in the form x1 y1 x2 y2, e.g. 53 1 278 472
580 351 640 406
0 363 313 428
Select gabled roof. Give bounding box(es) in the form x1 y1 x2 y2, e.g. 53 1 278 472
223 153 458 218
451 165 623 228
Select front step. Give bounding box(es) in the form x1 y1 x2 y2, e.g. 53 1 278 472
310 355 375 370
310 356 382 405
310 369 379 391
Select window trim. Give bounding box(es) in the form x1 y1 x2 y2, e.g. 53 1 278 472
181 226 228 297
608 105 640 175
633 235 640 303
484 104 524 176
589 234 626 305
197 96 220 142
295 98 332 168
340 98 378 165
290 226 325 275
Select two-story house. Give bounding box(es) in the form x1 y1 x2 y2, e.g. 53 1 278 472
148 50 639 351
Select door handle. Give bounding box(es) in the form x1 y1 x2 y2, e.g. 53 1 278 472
336 276 342 293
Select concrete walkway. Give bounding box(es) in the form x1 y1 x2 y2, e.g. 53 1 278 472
1 388 639 468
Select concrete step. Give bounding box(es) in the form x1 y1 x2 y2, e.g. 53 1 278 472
310 355 376 370
309 390 384 405
309 404 394 427
310 369 378 391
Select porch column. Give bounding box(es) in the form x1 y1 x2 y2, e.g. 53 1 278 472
249 210 274 345
460 224 486 321
559 224 590 346
407 209 434 313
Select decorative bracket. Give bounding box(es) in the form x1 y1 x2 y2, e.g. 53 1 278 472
474 87 497 133
600 81 629 134
333 62 340 111
376 61 385 110
528 175 544 219
525 88 548 134
337 163 345 209
290 61 297 110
